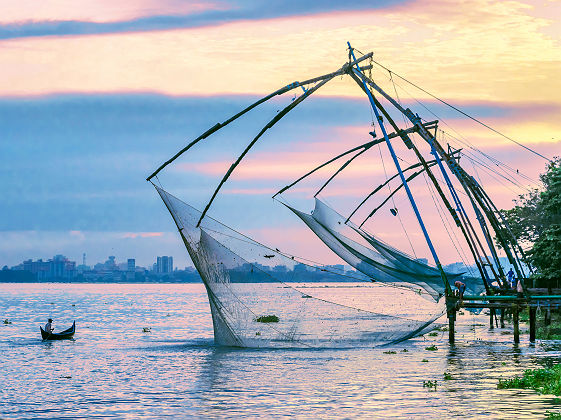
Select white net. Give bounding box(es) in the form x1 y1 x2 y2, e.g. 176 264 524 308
156 186 445 348
287 199 486 301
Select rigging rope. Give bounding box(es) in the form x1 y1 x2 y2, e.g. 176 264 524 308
388 76 539 189
371 60 553 163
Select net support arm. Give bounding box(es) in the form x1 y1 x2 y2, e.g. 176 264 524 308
274 122 434 199
146 58 373 182
196 74 336 226
273 137 384 198
359 166 435 228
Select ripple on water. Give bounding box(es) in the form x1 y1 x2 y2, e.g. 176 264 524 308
1 283 561 419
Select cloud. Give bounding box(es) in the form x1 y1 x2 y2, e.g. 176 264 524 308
0 0 407 40
120 232 163 238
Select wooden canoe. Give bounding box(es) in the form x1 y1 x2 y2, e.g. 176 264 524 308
40 321 75 340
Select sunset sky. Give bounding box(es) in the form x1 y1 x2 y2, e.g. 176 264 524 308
1 0 560 268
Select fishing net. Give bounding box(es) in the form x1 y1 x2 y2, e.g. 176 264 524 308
156 186 445 348
287 199 486 301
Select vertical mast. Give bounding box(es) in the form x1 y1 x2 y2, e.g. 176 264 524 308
360 71 525 282
347 42 451 295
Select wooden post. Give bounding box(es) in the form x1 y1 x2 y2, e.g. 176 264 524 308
448 314 455 344
529 307 536 342
500 309 505 328
490 308 495 329
545 308 551 326
513 306 520 344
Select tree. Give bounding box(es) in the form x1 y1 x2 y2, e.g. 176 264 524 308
501 157 561 287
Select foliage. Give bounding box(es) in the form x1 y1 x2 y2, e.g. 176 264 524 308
546 411 561 419
423 380 437 389
497 364 561 396
383 350 397 354
255 315 279 323
537 325 561 340
443 372 453 380
500 157 561 285
425 344 438 351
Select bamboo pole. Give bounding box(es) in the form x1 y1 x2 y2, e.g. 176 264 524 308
513 306 520 344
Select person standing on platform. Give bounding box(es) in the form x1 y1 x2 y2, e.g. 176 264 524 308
516 279 524 298
507 268 515 289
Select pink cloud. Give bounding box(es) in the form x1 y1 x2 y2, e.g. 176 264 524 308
0 0 220 24
120 232 163 239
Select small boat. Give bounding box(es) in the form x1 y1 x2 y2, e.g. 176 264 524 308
40 321 75 340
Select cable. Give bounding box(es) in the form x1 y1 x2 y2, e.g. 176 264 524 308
371 60 553 163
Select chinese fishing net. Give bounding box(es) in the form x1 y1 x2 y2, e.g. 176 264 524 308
156 186 446 348
286 198 486 301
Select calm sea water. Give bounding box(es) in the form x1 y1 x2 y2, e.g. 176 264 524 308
1 283 561 419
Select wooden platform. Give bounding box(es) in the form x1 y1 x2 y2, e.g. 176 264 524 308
445 290 561 344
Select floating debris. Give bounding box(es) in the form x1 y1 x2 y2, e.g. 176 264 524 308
255 315 279 323
443 372 453 380
425 345 438 351
423 380 437 389
428 331 439 337
401 349 408 352
422 359 429 362
3 319 12 325
383 350 397 354
142 327 151 333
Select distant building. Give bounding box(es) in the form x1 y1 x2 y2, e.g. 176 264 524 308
16 255 76 280
155 256 173 274
126 258 136 280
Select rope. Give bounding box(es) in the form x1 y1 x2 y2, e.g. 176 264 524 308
372 61 553 163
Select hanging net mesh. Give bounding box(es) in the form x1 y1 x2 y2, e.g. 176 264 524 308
286 199 486 301
156 186 445 348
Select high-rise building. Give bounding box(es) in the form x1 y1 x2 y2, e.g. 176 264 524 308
126 258 136 281
156 256 173 274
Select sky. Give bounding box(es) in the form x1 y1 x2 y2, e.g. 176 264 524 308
1 0 560 269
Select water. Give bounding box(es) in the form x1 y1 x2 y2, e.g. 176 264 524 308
1 283 561 419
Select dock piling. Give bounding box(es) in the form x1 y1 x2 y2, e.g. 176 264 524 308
513 306 520 344
529 307 536 342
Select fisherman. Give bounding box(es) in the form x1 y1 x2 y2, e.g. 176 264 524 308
44 318 54 334
454 280 466 300
507 268 515 289
517 279 524 299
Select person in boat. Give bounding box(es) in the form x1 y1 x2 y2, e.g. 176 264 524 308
507 268 515 289
454 280 466 300
44 318 54 334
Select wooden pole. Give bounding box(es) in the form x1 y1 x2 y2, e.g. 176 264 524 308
448 314 455 344
513 306 520 344
490 308 495 329
529 307 536 342
500 309 505 328
545 308 551 326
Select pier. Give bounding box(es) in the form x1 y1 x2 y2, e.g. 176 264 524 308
446 290 561 344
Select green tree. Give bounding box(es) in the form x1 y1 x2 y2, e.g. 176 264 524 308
501 157 561 286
